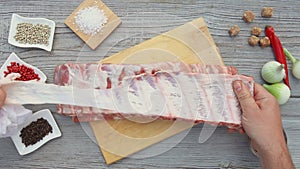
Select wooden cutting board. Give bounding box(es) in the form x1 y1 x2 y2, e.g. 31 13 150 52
90 17 225 164
64 0 121 50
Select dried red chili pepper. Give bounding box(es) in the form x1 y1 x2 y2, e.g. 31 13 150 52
265 26 290 88
4 62 41 81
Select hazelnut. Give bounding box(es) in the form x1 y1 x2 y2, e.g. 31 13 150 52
243 10 255 23
248 35 260 46
251 26 262 36
261 7 273 18
228 25 240 37
260 37 271 48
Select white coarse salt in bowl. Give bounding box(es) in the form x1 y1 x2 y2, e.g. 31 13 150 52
10 109 62 156
8 14 56 52
74 5 108 35
0 52 47 82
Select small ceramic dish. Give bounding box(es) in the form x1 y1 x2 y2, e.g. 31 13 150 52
10 109 62 155
0 52 47 82
8 14 56 51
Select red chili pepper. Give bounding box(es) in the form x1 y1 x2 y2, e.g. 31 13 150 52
265 26 290 88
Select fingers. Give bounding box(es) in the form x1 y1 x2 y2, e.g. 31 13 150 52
253 83 274 100
233 80 260 115
0 88 6 107
253 83 278 109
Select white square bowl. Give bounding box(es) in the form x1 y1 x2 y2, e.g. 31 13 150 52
10 109 62 155
8 14 56 52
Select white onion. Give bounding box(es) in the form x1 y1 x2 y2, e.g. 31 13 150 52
263 83 290 105
284 48 300 79
261 61 285 83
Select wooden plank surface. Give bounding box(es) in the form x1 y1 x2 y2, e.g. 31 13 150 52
0 0 300 168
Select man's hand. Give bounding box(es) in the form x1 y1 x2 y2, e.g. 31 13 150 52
233 81 294 169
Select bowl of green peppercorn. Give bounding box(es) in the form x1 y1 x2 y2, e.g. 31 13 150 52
8 14 56 52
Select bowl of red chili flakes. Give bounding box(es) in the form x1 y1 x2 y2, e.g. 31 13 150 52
0 52 47 82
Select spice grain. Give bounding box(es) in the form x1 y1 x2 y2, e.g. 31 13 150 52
14 23 51 45
4 62 41 81
20 118 53 147
75 6 108 35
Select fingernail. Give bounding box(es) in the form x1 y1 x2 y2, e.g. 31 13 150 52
233 81 242 92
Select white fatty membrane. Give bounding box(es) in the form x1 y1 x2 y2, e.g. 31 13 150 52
74 6 108 35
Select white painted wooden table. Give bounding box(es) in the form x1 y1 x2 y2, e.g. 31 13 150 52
0 1 299 168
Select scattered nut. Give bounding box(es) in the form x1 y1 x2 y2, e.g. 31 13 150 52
230 8 274 47
228 25 240 37
243 10 255 23
251 26 262 36
261 7 273 18
248 35 260 46
260 37 271 48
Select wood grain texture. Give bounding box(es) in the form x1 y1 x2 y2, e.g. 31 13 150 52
64 0 121 49
93 17 225 165
0 0 300 168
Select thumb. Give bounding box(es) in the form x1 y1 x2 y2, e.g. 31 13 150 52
233 80 259 116
0 88 6 107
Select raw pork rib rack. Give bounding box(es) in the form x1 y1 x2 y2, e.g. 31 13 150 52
54 62 254 127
